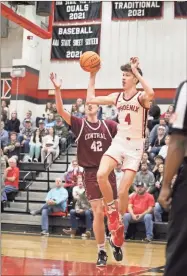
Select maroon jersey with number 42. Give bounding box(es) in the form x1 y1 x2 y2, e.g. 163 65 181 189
71 116 117 168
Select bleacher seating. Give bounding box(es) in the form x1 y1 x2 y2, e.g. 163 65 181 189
1 142 169 241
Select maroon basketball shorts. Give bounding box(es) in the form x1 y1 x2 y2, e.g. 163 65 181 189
83 168 117 201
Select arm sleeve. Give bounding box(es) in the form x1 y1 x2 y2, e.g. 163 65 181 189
149 173 155 186
45 190 52 201
70 116 83 137
170 80 187 135
105 120 118 138
129 195 135 205
148 194 155 207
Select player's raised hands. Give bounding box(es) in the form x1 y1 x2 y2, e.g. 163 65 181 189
130 57 139 71
50 72 62 89
90 64 101 78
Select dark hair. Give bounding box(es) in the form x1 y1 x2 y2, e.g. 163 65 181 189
120 63 143 76
33 129 42 144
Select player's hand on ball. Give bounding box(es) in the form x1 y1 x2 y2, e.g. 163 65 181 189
50 72 62 89
90 65 101 77
130 57 139 71
158 187 172 211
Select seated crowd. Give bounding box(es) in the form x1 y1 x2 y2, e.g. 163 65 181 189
1 99 175 241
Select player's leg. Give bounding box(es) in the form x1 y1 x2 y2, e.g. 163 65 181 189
84 170 108 267
118 169 137 216
90 200 107 267
97 155 124 232
97 155 117 203
164 164 187 276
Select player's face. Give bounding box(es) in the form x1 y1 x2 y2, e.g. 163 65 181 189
122 71 137 90
85 104 99 116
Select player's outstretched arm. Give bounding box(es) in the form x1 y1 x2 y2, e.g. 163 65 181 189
131 57 154 106
50 73 71 125
86 71 116 105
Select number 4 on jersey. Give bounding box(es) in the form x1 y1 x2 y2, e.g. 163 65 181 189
124 113 131 125
91 141 103 152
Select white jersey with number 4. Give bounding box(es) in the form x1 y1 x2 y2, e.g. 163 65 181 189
115 91 148 139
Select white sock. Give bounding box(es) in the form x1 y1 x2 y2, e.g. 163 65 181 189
97 243 106 253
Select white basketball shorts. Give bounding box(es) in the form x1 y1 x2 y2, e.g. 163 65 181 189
104 135 144 172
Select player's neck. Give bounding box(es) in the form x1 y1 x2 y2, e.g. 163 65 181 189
123 87 137 97
86 115 98 123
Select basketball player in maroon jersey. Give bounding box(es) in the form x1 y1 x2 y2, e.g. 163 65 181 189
87 57 154 247
50 73 122 267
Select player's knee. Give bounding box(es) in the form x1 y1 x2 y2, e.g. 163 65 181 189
97 170 108 184
93 207 104 221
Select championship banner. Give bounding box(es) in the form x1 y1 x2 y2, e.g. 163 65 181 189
112 1 163 20
174 1 187 17
51 24 101 60
54 1 102 22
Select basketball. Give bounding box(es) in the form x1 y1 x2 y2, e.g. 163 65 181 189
80 51 101 72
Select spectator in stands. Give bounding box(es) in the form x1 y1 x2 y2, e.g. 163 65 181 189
133 163 155 192
162 105 174 118
149 118 169 145
21 110 35 129
2 100 9 121
0 121 9 148
124 182 155 242
30 178 68 236
45 102 53 117
51 103 58 117
158 135 170 159
140 152 151 170
4 157 19 196
19 119 34 153
97 106 103 120
154 174 177 222
147 100 161 131
54 116 69 153
114 163 123 191
72 175 85 201
151 163 164 200
148 125 166 160
45 113 56 129
71 104 83 118
5 111 20 133
1 149 7 204
102 105 117 121
28 129 42 162
76 98 85 115
41 127 59 164
63 191 92 238
66 158 84 174
152 155 164 179
4 132 20 161
38 120 46 137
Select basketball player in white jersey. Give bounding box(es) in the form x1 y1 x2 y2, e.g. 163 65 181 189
86 57 154 247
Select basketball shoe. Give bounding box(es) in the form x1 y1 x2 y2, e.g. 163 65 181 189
111 222 125 247
96 250 108 267
109 237 123 261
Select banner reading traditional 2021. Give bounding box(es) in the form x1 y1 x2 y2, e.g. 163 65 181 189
175 1 187 17
54 1 102 22
51 24 101 60
112 1 163 20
